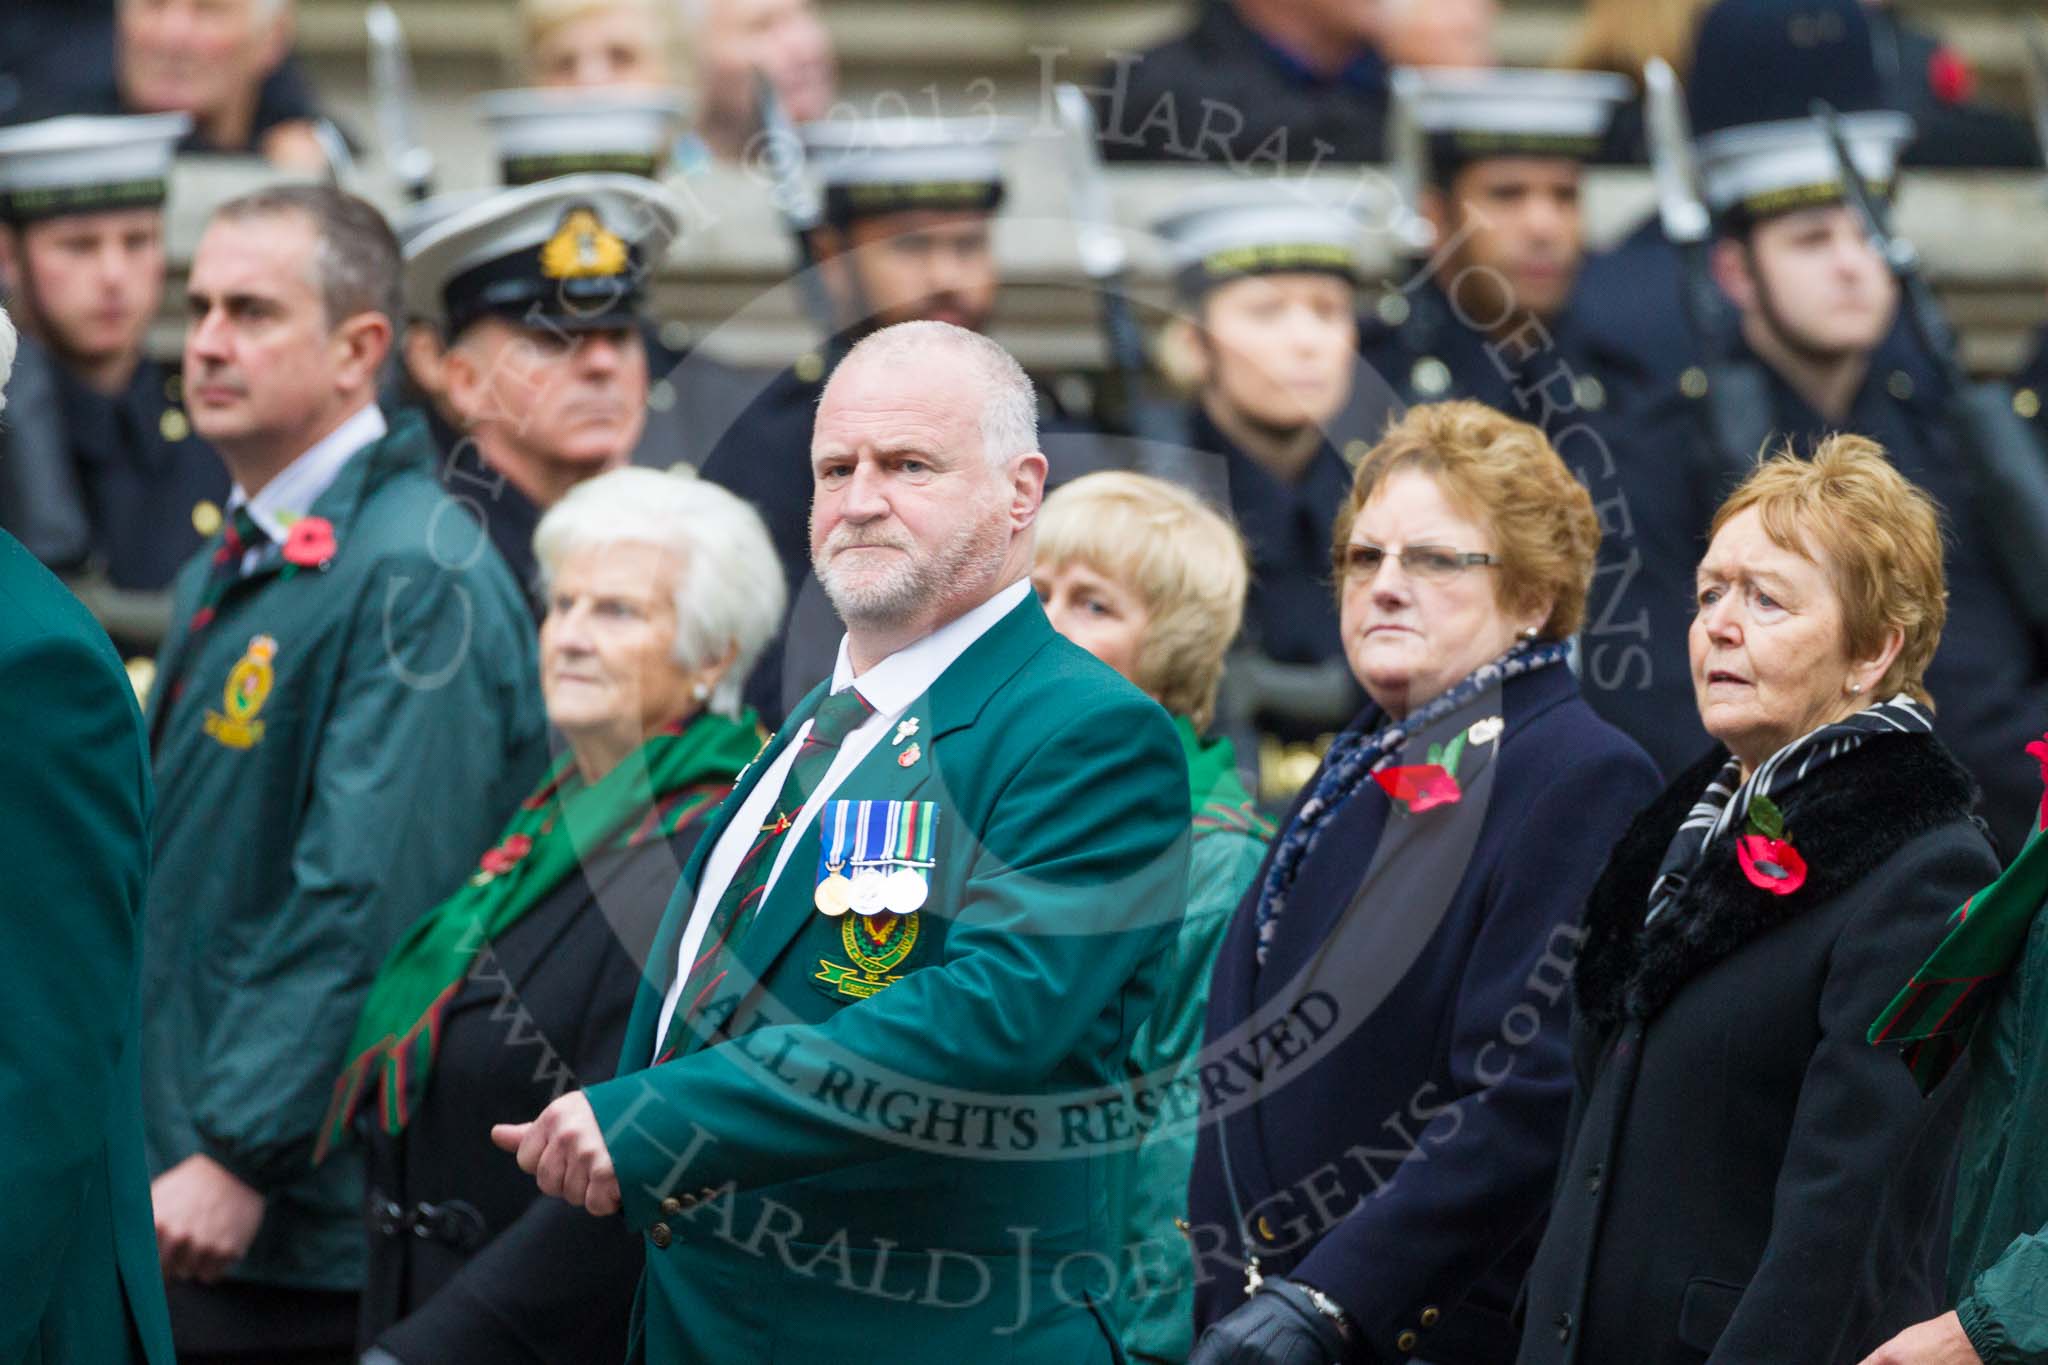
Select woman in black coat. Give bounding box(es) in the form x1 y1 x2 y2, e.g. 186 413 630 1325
327 468 787 1365
1186 404 1661 1365
1516 437 2003 1365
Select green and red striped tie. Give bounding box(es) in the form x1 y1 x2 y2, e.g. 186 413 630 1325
657 687 874 1060
187 505 268 637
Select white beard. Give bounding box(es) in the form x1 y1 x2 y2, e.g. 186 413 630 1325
815 504 1009 630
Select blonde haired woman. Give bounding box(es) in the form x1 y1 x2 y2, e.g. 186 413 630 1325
520 0 675 88
1034 471 1273 1363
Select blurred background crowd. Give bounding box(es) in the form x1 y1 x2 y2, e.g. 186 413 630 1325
4 0 2048 816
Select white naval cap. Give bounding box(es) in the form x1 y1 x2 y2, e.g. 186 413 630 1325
403 173 683 337
0 113 190 222
393 189 494 252
1392 67 1631 182
801 116 1019 222
476 87 690 186
1695 111 1914 221
1152 184 1367 297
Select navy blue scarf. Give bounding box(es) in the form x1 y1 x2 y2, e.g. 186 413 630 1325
1252 639 1572 964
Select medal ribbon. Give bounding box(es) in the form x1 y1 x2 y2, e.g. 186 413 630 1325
656 686 875 1060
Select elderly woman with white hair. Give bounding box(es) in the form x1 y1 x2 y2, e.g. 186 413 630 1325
327 465 784 1365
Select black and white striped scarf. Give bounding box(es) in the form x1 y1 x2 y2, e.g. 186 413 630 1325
1644 695 1934 925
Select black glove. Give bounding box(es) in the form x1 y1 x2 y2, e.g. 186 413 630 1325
1188 1276 1351 1365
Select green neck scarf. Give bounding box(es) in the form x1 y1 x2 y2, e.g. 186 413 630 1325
1175 715 1276 841
1872 815 2048 1094
317 710 763 1159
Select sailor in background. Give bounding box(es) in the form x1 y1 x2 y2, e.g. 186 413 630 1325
1356 66 1639 432
0 112 230 661
1588 0 2048 857
402 172 682 608
698 116 1123 724
1148 186 1375 780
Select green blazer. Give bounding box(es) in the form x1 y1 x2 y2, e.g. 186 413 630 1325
584 593 1191 1364
141 411 548 1290
0 531 175 1364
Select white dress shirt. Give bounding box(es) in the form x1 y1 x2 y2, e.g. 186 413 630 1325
229 403 388 567
651 576 1033 1057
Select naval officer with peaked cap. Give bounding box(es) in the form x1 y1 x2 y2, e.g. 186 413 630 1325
404 172 683 607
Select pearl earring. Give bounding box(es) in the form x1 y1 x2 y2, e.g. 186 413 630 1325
1519 626 1539 640
1848 683 1863 695
692 682 710 701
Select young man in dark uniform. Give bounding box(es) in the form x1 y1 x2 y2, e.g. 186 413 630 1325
1584 0 2048 856
0 113 230 657
1354 66 1638 434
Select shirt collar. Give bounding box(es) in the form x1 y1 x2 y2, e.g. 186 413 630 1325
829 577 1032 718
229 402 387 544
1241 13 1386 92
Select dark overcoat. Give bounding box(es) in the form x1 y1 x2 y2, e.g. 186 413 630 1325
360 828 701 1363
1516 736 1999 1365
1189 663 1659 1363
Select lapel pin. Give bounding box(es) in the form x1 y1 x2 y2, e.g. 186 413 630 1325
892 717 920 746
898 742 921 768
1467 716 1504 747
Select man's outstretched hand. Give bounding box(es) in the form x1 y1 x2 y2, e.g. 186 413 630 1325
491 1091 621 1216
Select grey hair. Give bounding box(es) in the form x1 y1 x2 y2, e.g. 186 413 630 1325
832 321 1039 467
532 464 787 720
210 184 402 330
0 304 15 417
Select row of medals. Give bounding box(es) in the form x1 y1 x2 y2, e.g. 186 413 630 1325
815 863 928 918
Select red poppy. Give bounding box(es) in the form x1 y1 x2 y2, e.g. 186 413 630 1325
1927 46 1973 105
478 833 534 876
1373 763 1463 813
2026 733 2048 832
1737 834 1808 895
282 516 337 568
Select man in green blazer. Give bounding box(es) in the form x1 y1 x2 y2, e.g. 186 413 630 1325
496 322 1191 1362
0 307 176 1364
141 186 546 1362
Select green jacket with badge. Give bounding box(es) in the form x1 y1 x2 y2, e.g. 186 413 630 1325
0 531 176 1364
141 410 548 1291
583 593 1191 1364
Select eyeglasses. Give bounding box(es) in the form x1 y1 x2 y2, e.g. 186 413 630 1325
1336 543 1502 582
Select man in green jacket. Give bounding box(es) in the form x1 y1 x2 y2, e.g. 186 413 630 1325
0 305 176 1365
1864 752 2048 1365
141 185 546 1363
495 321 1191 1362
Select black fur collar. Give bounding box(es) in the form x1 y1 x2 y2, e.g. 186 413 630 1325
1575 734 1979 1032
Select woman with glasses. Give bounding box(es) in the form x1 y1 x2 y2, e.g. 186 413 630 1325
1186 401 1660 1365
